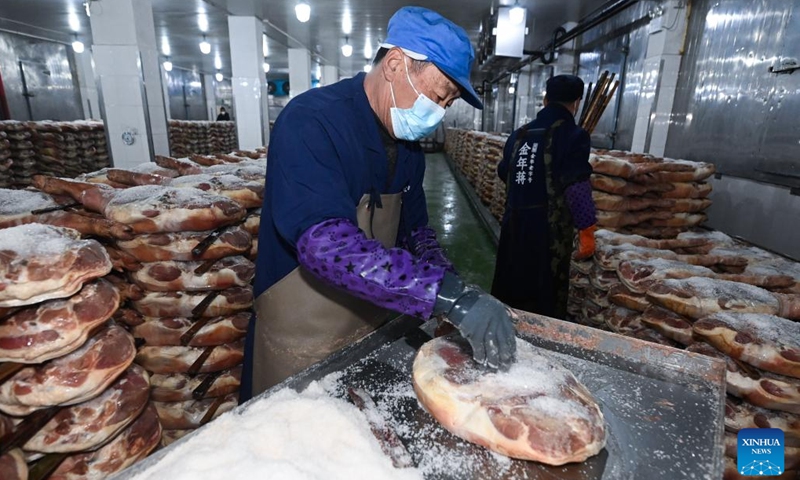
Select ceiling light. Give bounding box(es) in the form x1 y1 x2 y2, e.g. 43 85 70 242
215 71 223 82
508 85 516 94
198 13 209 32
341 37 352 57
71 36 85 53
263 62 270 73
364 38 373 59
364 64 372 73
262 34 269 57
295 2 311 23
509 4 526 25
199 36 211 55
189 81 202 88
161 37 171 56
163 59 173 72
68 11 80 32
214 55 222 70
342 12 352 34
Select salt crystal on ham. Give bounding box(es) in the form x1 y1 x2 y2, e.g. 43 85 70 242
132 382 423 480
706 312 800 349
0 189 57 217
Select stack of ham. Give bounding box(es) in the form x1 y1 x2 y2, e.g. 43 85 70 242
168 121 238 157
31 150 265 447
0 223 161 480
0 130 11 189
0 120 110 188
1 121 36 188
590 150 716 238
444 128 510 222
569 228 800 478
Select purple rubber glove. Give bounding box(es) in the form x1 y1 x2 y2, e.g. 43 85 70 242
407 226 456 273
564 180 597 230
297 218 447 319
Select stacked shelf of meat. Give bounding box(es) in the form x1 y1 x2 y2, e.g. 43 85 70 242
569 228 800 478
0 205 161 479
0 120 109 188
168 121 238 157
590 150 716 238
36 150 265 449
444 128 509 222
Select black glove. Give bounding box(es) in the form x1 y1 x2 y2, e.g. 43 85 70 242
433 272 517 370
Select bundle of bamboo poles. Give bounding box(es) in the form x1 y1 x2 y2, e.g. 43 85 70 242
579 70 620 134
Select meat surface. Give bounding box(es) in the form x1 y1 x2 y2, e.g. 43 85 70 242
32 176 246 233
153 155 203 175
630 162 716 183
0 449 26 480
131 286 253 318
607 284 650 312
0 323 135 416
589 155 693 178
596 210 673 228
660 182 712 199
48 403 161 480
617 258 718 294
688 342 800 414
23 364 149 453
135 340 244 374
115 226 252 262
0 224 112 307
603 306 645 335
150 367 242 402
693 313 800 379
725 396 800 447
129 256 255 292
595 229 709 251
153 393 238 429
640 305 696 346
413 336 606 465
648 213 708 228
0 188 133 239
595 243 747 272
590 174 673 196
0 279 119 363
160 428 191 448
647 277 799 320
243 208 261 236
132 312 250 347
592 191 673 212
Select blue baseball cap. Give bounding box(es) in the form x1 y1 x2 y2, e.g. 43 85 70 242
380 6 483 110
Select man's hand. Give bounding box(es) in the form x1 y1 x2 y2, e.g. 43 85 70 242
433 273 517 370
574 224 597 260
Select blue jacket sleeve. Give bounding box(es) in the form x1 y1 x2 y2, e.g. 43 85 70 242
400 149 429 234
268 111 356 248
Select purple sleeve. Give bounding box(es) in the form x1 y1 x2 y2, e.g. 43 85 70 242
407 226 456 273
564 180 597 230
297 218 447 319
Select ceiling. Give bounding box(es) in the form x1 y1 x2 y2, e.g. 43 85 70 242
0 0 608 81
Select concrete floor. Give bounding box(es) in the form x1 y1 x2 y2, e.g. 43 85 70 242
422 153 497 291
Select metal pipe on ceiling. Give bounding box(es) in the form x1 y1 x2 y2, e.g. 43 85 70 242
488 0 641 84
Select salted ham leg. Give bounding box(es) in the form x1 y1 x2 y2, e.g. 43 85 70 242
640 305 695 346
0 449 26 480
153 393 238 429
150 367 242 402
129 256 255 292
0 323 135 416
725 396 800 447
595 229 709 250
48 403 161 480
603 306 646 335
661 182 712 199
596 210 673 228
154 155 203 175
135 340 244 374
115 226 252 262
131 287 253 318
0 224 112 307
607 284 650 312
590 174 673 196
692 313 800 379
131 312 249 346
23 364 149 453
647 277 800 320
687 342 800 414
412 336 606 465
0 279 119 363
32 176 246 233
592 191 673 212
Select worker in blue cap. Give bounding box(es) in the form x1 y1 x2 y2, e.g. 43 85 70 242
491 74 598 319
242 6 517 400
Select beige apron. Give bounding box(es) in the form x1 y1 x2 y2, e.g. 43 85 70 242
251 193 402 395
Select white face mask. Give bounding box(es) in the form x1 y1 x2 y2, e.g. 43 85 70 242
389 57 446 141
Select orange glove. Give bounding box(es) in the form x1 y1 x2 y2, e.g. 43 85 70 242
574 225 597 260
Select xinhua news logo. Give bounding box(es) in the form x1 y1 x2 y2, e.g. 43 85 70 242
738 428 785 477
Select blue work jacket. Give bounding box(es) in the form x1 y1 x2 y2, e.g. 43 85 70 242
253 73 429 297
